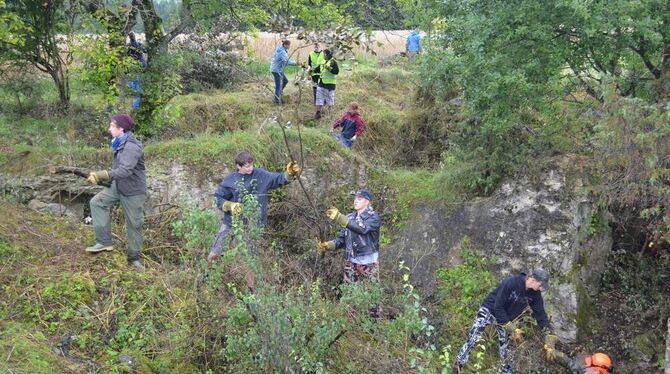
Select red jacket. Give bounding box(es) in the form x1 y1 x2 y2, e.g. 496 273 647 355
332 112 365 139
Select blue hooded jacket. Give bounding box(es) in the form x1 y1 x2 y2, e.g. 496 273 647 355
270 44 296 73
406 31 422 53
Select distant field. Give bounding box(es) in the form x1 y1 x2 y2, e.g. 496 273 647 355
245 30 412 61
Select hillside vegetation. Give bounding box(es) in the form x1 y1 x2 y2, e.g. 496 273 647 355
2 0 670 372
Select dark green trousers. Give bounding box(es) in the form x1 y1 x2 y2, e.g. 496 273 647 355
90 182 146 261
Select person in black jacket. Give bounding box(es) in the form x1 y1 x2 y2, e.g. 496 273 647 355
85 114 147 270
453 269 552 374
319 189 380 284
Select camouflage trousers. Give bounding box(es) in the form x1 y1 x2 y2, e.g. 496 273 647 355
456 306 511 371
343 261 380 318
343 261 379 284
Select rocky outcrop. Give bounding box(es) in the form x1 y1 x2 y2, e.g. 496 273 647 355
384 158 611 340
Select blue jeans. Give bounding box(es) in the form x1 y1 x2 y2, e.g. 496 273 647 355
128 79 141 109
272 72 288 104
335 133 353 148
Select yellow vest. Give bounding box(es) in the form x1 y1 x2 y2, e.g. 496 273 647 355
320 59 337 85
309 51 325 77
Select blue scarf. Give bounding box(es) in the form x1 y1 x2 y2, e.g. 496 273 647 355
111 132 130 152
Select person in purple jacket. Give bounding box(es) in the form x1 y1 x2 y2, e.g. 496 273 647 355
453 269 552 374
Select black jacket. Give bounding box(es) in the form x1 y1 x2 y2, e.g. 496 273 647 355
334 207 380 259
481 273 550 329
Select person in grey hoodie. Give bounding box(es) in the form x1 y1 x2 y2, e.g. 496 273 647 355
85 114 147 271
270 40 298 105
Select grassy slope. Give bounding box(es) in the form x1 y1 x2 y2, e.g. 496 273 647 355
0 59 473 372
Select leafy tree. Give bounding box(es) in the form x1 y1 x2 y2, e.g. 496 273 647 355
419 0 670 193
1 0 75 108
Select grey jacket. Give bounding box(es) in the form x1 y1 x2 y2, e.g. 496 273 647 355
109 134 146 196
333 207 381 259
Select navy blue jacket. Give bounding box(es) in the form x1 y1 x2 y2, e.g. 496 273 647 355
333 207 381 258
214 167 289 226
481 274 549 329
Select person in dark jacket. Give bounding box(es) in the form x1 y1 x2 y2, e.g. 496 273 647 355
314 49 339 119
127 32 146 109
319 189 380 282
331 102 365 148
453 269 552 374
86 114 147 270
207 151 300 290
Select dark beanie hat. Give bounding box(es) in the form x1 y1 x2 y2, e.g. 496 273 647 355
111 114 135 132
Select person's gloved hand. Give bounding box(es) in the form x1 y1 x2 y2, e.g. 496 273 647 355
87 170 110 185
286 161 301 177
543 334 559 361
318 241 335 253
503 322 524 344
326 207 349 227
222 201 243 215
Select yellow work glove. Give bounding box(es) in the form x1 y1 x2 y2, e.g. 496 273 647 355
286 161 301 177
87 170 110 185
502 322 524 344
222 201 243 215
326 207 349 227
319 241 335 253
543 334 559 361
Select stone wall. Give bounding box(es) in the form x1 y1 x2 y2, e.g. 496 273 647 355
384 159 611 340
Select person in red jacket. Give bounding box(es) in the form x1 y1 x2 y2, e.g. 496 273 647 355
331 102 365 148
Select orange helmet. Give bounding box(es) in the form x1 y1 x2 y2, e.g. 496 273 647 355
584 353 612 373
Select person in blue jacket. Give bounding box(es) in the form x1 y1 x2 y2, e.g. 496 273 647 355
270 40 298 105
207 151 300 290
453 269 552 374
405 30 422 60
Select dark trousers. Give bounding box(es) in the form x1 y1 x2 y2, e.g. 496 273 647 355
272 72 288 104
90 183 146 262
311 75 320 103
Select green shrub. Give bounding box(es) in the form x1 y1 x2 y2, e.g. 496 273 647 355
437 237 496 348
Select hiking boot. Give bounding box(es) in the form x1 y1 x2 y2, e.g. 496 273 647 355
130 260 144 271
501 368 513 374
315 111 321 119
451 363 461 374
85 243 113 253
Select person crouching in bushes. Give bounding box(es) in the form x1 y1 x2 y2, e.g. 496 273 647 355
331 102 365 148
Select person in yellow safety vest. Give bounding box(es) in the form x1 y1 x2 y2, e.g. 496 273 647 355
308 42 325 104
314 49 338 120
544 335 614 374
